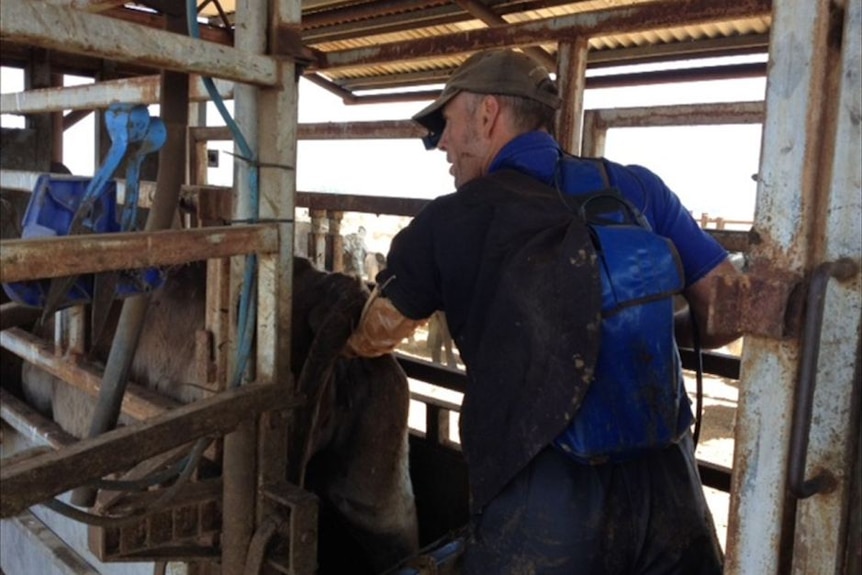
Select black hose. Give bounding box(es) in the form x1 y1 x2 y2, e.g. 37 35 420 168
689 310 705 448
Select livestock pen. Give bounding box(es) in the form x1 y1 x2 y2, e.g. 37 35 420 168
0 1 859 574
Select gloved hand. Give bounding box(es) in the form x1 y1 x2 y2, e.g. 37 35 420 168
345 294 427 358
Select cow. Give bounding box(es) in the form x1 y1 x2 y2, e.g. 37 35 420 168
17 257 419 574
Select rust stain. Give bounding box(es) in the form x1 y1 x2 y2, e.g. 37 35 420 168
708 268 804 340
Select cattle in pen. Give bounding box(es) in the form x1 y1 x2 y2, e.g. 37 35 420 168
18 257 419 574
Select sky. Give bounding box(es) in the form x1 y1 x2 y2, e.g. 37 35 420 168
1 56 766 227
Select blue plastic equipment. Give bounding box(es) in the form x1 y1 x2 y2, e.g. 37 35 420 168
2 103 167 312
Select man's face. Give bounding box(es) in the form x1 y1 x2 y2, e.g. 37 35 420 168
437 92 489 188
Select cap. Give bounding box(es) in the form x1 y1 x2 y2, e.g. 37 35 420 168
413 49 560 148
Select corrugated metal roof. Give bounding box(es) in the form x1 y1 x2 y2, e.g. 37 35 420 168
202 0 771 94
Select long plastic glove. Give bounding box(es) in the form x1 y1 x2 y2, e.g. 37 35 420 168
345 295 427 358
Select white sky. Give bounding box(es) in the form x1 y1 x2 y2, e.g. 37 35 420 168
1 57 766 225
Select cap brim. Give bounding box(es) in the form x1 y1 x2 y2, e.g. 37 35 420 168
412 88 459 134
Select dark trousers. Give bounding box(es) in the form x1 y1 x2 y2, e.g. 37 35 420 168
460 435 724 575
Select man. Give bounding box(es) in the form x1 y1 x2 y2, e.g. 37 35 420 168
346 49 740 574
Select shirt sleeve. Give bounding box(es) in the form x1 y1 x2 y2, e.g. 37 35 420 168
615 164 729 287
375 203 442 320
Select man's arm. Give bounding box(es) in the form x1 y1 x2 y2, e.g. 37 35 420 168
345 293 428 357
674 258 743 349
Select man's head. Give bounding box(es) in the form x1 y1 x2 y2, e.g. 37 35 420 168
413 49 560 187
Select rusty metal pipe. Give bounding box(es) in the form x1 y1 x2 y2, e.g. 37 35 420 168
788 258 859 499
70 11 190 508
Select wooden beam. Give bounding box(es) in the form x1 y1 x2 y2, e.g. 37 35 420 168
0 224 279 283
0 382 303 518
0 0 279 87
312 0 772 71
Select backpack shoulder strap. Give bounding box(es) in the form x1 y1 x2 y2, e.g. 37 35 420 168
481 168 585 215
557 155 652 230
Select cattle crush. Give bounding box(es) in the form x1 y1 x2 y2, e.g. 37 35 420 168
0 1 859 574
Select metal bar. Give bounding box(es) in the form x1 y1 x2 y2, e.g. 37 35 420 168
587 33 770 68
453 0 556 70
556 38 589 155
3 168 188 214
71 30 194 508
405 370 733 491
0 0 279 87
0 382 303 518
0 328 179 422
788 259 858 499
2 511 101 575
0 225 279 283
260 482 319 575
185 100 761 144
311 0 772 71
0 388 77 449
62 109 92 131
302 0 449 30
0 302 41 331
425 403 441 443
41 0 125 12
581 109 606 157
298 192 428 217
699 460 733 493
327 211 344 272
590 101 765 128
333 62 767 94
725 0 851 571
297 120 425 139
678 349 741 380
190 120 424 142
303 72 358 101
397 355 468 393
1 76 234 115
309 209 327 270
788 0 862 571
220 0 268 570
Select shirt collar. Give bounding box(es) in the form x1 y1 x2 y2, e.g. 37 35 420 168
487 131 562 186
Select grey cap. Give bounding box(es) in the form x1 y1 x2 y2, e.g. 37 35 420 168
412 49 560 137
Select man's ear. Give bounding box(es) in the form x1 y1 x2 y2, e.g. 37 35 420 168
479 95 502 137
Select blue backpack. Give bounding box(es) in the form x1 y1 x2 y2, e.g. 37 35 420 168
551 156 690 463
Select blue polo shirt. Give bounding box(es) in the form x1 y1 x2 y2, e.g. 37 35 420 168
488 131 728 287
378 131 727 324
